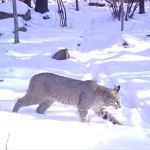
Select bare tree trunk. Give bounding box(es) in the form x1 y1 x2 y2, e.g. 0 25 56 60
57 0 67 27
139 0 145 14
35 0 49 14
76 0 79 11
24 0 31 7
12 0 19 44
121 0 124 31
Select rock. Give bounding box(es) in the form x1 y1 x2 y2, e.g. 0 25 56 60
146 34 150 37
122 41 128 46
0 31 4 37
0 9 31 21
122 40 129 48
43 15 50 20
89 2 105 7
19 27 27 32
13 27 27 33
52 48 69 60
21 9 31 21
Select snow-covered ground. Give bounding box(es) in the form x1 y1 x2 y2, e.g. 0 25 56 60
0 0 150 149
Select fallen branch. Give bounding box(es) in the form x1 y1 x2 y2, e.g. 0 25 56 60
5 133 10 150
0 47 18 61
20 19 43 30
92 18 96 35
130 23 136 32
6 50 18 61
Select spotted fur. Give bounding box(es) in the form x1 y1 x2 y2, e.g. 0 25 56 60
12 72 123 125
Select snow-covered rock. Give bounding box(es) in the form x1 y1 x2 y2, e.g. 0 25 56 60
0 1 31 20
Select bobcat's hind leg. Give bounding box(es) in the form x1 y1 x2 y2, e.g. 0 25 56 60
36 99 54 114
12 93 43 112
77 92 90 123
77 105 88 123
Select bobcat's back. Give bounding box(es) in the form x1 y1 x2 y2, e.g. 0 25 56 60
28 73 99 105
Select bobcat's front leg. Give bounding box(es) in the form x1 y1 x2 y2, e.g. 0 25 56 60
97 108 123 125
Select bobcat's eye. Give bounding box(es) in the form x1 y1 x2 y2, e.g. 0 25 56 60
116 101 119 104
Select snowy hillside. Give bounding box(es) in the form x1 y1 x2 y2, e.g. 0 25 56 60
0 0 150 149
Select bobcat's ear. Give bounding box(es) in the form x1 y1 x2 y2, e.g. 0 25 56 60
114 85 120 93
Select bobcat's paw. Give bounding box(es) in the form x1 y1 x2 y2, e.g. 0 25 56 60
36 107 45 114
113 120 124 125
118 122 124 125
81 115 88 123
12 103 20 112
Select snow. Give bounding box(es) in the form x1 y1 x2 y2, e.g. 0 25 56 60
0 0 150 149
90 0 106 4
0 1 30 14
0 17 25 32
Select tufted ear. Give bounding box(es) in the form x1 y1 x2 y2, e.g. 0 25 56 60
114 85 120 93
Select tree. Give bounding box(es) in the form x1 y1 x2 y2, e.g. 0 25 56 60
35 0 49 14
139 0 145 14
12 0 19 44
57 0 67 27
24 0 31 7
76 0 79 11
125 0 139 21
121 0 124 31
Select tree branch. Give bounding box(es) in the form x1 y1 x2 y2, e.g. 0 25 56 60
5 133 10 150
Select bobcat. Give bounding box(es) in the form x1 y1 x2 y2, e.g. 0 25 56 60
12 72 123 125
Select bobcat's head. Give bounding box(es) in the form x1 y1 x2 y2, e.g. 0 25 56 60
105 85 122 109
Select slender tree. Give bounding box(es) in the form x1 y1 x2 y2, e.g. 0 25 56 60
139 0 145 14
121 0 124 31
12 0 19 43
76 0 79 11
57 0 67 27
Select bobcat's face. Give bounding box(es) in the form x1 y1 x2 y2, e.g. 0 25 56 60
111 93 121 109
105 85 122 109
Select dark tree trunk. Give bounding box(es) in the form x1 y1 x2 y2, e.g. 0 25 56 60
76 0 79 11
2 0 5 3
35 0 49 14
139 0 145 14
24 0 31 7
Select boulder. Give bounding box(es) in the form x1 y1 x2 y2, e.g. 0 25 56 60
52 48 69 60
0 9 31 21
19 26 27 32
0 1 31 21
89 2 105 7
